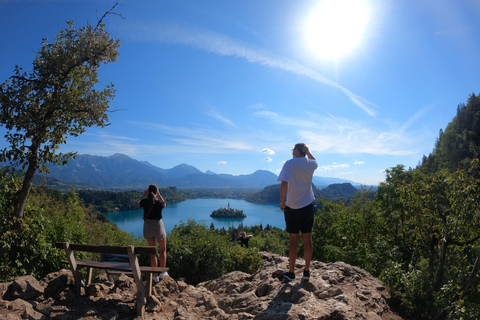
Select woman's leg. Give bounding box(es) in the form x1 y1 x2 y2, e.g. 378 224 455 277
147 238 158 269
158 237 167 268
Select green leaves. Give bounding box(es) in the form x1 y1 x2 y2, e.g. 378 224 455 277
167 219 263 285
0 12 120 218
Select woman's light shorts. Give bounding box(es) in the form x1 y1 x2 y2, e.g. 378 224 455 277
143 219 166 241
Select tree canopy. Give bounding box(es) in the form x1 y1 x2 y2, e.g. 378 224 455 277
420 92 480 173
0 8 120 219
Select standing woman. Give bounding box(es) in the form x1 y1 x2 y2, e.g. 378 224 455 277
138 184 168 282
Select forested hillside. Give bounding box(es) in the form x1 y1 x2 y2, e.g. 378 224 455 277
419 92 480 173
77 186 187 213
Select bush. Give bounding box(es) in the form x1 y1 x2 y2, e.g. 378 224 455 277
231 245 264 274
0 172 142 282
167 219 263 285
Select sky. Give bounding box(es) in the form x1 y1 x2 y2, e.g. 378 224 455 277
1 0 480 186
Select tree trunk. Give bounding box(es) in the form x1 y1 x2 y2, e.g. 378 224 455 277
13 157 38 219
433 221 448 291
457 247 480 297
432 246 480 320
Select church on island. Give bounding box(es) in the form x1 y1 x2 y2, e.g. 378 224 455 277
210 202 247 218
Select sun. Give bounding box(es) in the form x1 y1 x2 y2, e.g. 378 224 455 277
303 0 371 60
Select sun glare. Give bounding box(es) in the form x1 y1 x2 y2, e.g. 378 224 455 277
303 0 371 60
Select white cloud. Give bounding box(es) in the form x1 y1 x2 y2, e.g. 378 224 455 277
354 160 364 165
264 157 273 162
296 113 419 156
319 163 349 171
127 121 254 153
218 161 227 165
125 21 377 116
206 109 235 126
254 110 318 127
261 148 275 155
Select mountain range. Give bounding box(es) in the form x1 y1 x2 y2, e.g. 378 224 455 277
32 153 362 191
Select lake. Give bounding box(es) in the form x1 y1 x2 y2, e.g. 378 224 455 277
104 198 286 237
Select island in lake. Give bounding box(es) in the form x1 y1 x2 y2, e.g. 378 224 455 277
210 202 247 218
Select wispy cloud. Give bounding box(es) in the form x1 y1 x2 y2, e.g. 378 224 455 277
354 160 365 165
288 111 419 156
251 109 419 156
400 104 433 132
207 109 236 126
319 163 349 171
127 121 254 153
301 129 416 156
218 161 227 165
254 110 318 127
122 21 377 116
63 132 141 157
264 157 273 162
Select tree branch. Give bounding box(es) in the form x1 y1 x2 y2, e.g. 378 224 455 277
450 234 480 247
94 1 125 32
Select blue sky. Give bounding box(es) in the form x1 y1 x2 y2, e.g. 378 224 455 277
1 0 480 186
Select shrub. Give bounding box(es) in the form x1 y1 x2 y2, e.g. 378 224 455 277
167 219 263 285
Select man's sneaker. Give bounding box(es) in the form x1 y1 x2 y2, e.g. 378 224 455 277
302 270 310 280
159 271 168 280
283 271 295 281
153 275 160 283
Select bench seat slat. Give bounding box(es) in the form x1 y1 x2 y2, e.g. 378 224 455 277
74 259 168 273
55 242 157 256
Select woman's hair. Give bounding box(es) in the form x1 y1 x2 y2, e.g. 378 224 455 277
148 184 158 205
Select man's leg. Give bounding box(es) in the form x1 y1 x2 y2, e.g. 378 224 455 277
289 233 300 273
302 232 313 271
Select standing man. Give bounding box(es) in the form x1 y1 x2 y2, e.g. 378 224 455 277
278 143 318 281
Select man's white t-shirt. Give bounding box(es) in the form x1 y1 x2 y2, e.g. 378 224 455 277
277 157 318 209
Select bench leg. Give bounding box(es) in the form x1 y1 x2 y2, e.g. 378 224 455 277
86 267 93 286
62 242 83 295
127 246 145 317
146 273 153 298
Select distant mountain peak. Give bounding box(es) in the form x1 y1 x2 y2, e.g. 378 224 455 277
35 153 366 191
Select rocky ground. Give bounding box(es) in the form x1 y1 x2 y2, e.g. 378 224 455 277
0 252 404 319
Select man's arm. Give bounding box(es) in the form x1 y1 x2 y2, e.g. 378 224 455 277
302 145 315 160
280 181 288 211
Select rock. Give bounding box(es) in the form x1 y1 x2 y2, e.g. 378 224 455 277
0 281 12 299
40 269 73 299
5 276 44 301
0 252 404 320
146 295 162 312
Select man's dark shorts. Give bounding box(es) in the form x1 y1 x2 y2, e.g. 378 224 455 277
284 203 315 234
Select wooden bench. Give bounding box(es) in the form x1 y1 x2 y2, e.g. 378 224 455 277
55 242 168 317
100 252 132 280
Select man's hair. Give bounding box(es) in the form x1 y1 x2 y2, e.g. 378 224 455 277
294 143 306 156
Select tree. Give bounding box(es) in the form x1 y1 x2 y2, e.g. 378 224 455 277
0 5 121 219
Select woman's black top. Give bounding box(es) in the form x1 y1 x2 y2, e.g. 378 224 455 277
139 199 166 220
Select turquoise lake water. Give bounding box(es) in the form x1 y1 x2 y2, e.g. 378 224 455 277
104 198 286 237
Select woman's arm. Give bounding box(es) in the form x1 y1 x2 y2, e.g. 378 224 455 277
137 188 148 207
156 191 167 207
